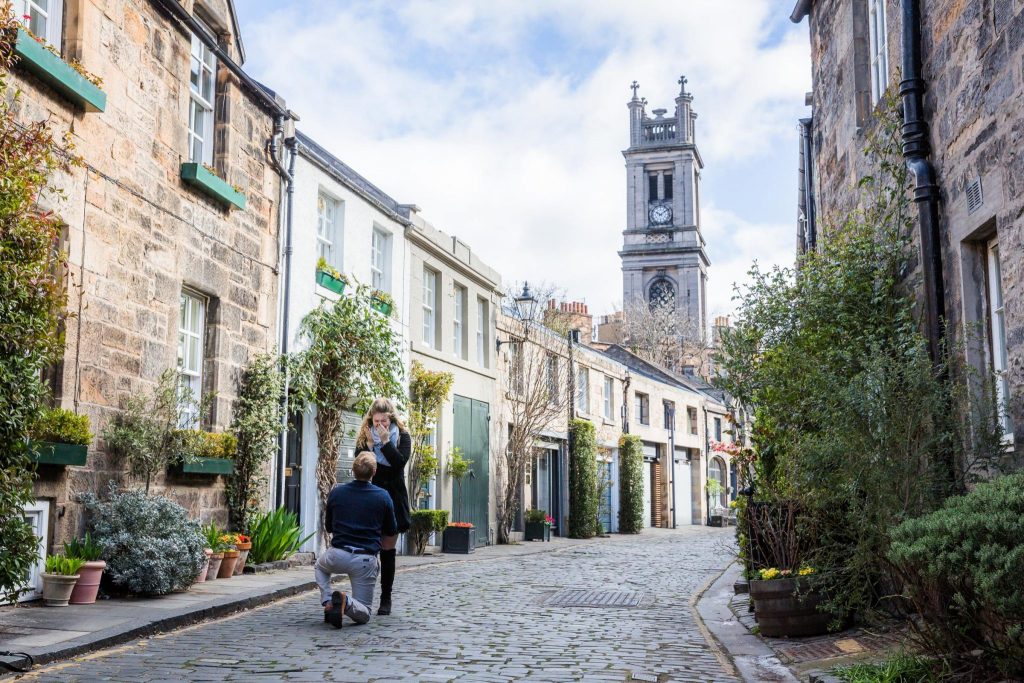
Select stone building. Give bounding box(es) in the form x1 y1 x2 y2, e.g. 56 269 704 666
791 0 1021 459
10 0 289 584
619 78 709 334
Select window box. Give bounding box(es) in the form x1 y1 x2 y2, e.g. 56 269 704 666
28 441 87 466
174 457 235 476
441 525 476 554
13 28 106 112
315 269 346 295
179 163 246 210
371 297 393 316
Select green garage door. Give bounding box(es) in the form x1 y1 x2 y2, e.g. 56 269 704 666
453 395 490 546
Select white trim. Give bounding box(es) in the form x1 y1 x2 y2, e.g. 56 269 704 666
178 290 206 427
14 0 63 50
576 366 590 414
476 297 486 367
316 191 342 269
188 28 216 165
868 0 889 104
371 227 391 292
422 267 436 348
987 238 1014 442
20 501 49 602
453 284 466 359
603 376 614 420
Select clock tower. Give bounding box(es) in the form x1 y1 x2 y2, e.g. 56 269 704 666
619 77 709 334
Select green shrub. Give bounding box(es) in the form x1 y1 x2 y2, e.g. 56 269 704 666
248 508 313 565
831 652 944 683
44 555 85 576
618 434 644 534
568 419 598 539
408 509 449 556
32 408 93 446
178 430 237 460
201 521 231 552
525 509 549 524
64 532 104 562
888 471 1024 680
80 485 207 595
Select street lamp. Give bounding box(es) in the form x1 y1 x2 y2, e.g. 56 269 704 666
513 281 539 321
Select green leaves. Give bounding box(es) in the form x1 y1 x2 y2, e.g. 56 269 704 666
617 434 645 534
247 508 313 565
407 361 454 507
568 419 598 539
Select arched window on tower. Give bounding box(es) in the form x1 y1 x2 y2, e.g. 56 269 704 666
648 279 676 311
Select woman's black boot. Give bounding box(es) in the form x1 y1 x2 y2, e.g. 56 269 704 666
378 549 396 615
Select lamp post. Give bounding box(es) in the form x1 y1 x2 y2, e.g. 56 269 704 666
496 282 539 351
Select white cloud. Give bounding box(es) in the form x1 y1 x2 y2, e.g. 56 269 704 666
239 0 810 320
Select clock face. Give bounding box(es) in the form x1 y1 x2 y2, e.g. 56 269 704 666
649 204 673 225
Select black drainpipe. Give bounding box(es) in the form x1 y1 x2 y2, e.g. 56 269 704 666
899 0 946 366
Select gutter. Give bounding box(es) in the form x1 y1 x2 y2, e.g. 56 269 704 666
151 0 290 118
790 0 813 22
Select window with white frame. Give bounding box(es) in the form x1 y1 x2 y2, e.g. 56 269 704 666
14 0 63 49
603 376 614 420
576 367 589 414
371 228 391 292
546 354 558 405
422 268 437 348
687 406 698 435
987 238 1014 441
635 392 650 425
177 291 206 427
316 192 341 268
188 22 217 165
453 284 467 359
476 298 487 367
509 342 524 394
868 0 889 104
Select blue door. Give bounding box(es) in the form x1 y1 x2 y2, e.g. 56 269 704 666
453 396 490 546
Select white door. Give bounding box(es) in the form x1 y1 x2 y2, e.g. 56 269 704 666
674 448 692 526
21 501 49 602
641 444 657 528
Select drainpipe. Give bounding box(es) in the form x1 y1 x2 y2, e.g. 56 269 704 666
900 0 945 367
668 405 677 529
703 406 710 526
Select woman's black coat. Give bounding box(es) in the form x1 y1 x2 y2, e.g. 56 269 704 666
371 430 412 534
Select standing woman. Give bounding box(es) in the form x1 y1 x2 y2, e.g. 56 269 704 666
355 398 411 615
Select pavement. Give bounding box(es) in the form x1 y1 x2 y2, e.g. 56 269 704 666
3 526 740 682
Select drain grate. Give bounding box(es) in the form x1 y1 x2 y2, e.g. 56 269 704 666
545 588 644 608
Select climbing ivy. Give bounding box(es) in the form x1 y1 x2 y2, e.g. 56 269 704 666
617 435 644 534
567 419 598 538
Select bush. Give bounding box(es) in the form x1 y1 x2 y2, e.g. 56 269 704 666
888 471 1024 680
178 430 237 460
568 419 598 539
32 408 93 445
80 486 206 595
408 509 449 556
525 509 549 524
618 434 644 534
831 652 945 683
248 508 312 565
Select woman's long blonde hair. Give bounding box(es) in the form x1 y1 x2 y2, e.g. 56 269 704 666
355 398 407 450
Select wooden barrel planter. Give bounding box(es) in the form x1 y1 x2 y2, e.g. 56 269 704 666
749 577 832 637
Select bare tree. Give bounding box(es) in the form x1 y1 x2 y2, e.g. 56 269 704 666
494 283 572 544
619 301 714 377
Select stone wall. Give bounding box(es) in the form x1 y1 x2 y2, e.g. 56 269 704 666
11 0 283 551
805 0 1022 460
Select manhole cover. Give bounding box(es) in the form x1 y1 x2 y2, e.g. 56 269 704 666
546 588 644 607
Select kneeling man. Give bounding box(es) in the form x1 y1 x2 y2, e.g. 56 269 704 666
316 452 397 628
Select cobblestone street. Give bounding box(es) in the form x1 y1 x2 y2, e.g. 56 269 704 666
19 528 738 682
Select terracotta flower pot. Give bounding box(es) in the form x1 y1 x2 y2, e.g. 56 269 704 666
68 560 106 604
206 552 224 580
218 549 239 578
41 573 80 607
233 541 251 576
195 549 213 583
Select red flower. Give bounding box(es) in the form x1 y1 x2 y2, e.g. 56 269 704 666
448 522 474 528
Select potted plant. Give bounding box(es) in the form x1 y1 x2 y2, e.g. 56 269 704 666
196 547 213 583
408 509 450 556
748 566 834 637
217 533 240 578
41 555 85 607
442 447 475 553
232 534 251 575
173 430 237 476
64 533 106 604
525 509 553 542
29 407 92 466
707 479 726 526
370 289 395 316
315 257 348 295
202 522 227 581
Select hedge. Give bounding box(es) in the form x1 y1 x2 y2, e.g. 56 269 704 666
409 509 449 556
568 419 598 538
618 434 644 534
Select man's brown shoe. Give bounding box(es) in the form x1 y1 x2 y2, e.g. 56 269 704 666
326 591 345 629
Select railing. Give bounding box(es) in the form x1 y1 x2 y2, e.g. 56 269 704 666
641 120 677 144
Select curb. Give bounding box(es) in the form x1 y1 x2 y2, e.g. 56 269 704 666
689 560 742 680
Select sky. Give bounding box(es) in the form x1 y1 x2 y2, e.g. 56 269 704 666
235 0 811 322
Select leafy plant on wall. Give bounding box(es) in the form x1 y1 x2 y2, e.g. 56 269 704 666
290 282 404 543
617 435 644 534
407 361 453 508
568 419 598 539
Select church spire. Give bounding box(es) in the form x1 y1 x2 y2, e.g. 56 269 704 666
628 80 645 147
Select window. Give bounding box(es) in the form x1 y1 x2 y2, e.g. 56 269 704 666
635 392 649 425
714 417 722 442
509 342 524 394
663 400 675 431
177 291 206 428
316 192 341 268
576 367 589 413
14 0 63 48
987 238 1014 440
422 268 437 348
664 173 673 200
546 354 558 405
868 0 889 104
453 284 467 359
371 228 391 292
188 23 217 165
476 298 487 367
603 377 614 420
687 406 698 435
709 457 727 509
648 174 658 201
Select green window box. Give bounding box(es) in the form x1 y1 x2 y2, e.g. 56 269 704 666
180 163 246 210
14 28 106 112
28 441 88 466
177 457 235 476
315 269 347 295
371 299 393 316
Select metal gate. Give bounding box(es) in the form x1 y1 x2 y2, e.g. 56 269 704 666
453 396 490 546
